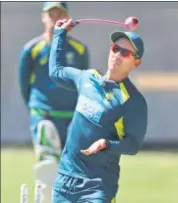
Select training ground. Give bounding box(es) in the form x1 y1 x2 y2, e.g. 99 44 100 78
1 149 178 203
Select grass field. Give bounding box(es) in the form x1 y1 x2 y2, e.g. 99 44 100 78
1 149 178 203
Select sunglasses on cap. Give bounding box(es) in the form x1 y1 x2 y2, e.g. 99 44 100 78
111 44 140 59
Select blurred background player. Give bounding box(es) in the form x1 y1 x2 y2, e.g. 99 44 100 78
18 2 90 202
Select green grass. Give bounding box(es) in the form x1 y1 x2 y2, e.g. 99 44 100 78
1 149 178 203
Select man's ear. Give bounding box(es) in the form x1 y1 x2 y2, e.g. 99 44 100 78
135 58 142 67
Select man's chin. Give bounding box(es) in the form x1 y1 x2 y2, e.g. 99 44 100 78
109 64 120 71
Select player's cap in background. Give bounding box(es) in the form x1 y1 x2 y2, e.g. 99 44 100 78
42 1 68 13
111 31 144 58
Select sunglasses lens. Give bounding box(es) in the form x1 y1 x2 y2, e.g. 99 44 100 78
121 49 131 57
112 44 120 53
112 44 132 57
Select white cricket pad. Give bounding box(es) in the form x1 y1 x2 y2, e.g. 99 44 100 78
37 120 62 149
34 160 58 203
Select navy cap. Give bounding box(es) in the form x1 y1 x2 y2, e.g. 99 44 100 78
42 1 68 12
111 31 144 58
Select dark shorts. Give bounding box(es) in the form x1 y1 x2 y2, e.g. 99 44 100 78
52 173 116 203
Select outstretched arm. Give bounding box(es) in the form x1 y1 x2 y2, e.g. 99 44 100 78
81 96 148 156
49 19 83 90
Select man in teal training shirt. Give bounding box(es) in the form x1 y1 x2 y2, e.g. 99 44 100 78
49 19 148 203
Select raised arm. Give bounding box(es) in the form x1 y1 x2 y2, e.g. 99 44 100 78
49 19 83 90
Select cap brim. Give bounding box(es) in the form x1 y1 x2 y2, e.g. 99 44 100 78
111 31 138 52
43 4 67 12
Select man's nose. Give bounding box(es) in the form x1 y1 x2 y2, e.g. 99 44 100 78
115 52 122 58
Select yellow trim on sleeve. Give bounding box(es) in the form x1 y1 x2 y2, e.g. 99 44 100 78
68 38 85 55
114 116 125 139
31 40 46 60
29 73 36 84
39 55 48 65
90 69 101 77
119 82 130 103
106 92 114 100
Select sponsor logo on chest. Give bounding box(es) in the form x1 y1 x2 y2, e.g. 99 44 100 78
76 95 104 123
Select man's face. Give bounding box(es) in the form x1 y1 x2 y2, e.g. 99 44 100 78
42 7 68 31
108 38 140 76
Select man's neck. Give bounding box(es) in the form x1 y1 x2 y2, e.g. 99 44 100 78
43 32 53 44
105 70 128 82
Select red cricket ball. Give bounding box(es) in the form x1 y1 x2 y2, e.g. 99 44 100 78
124 17 139 31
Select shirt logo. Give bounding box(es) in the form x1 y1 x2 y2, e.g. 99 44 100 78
76 95 104 123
